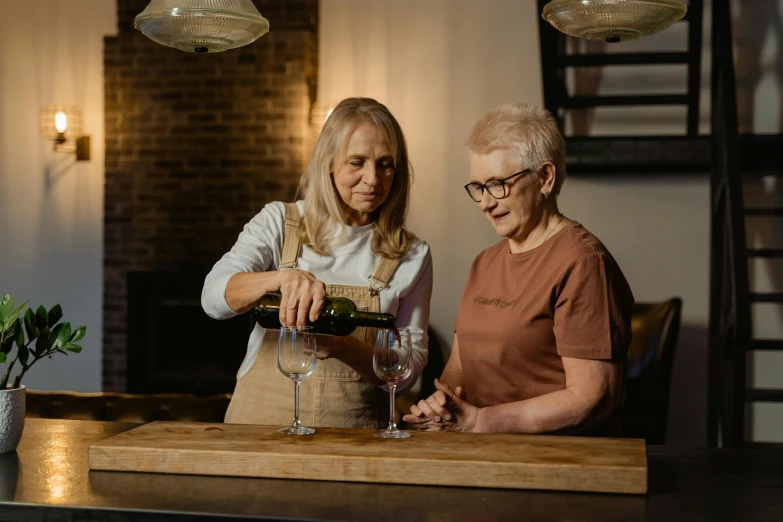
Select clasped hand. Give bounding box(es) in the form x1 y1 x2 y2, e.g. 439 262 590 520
402 379 479 432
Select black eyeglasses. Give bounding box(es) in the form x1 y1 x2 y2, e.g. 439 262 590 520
464 169 532 202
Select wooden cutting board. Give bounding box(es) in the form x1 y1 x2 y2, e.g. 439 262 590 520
88 421 647 494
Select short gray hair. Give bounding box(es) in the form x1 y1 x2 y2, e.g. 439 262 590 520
467 103 566 195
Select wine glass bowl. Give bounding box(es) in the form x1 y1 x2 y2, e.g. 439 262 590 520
373 328 412 439
277 326 317 435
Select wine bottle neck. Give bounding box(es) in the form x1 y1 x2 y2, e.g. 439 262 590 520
353 311 395 328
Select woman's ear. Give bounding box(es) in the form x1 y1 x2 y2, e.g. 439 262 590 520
539 162 557 195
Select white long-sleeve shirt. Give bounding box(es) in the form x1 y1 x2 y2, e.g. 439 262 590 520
201 200 433 390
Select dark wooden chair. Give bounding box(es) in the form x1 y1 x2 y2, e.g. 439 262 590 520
621 298 683 444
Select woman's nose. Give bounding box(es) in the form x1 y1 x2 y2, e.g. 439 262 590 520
362 164 381 186
477 190 495 211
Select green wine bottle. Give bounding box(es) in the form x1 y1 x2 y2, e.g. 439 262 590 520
254 293 396 336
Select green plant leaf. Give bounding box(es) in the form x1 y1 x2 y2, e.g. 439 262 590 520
35 305 49 331
35 327 51 357
0 335 14 355
1 319 17 351
0 294 13 324
50 322 71 351
47 304 63 327
0 352 6 364
70 326 87 343
63 344 82 353
24 308 38 341
15 318 24 347
3 319 16 339
3 300 28 331
18 345 29 365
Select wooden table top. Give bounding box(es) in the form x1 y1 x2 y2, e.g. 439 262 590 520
0 418 781 521
88 420 647 493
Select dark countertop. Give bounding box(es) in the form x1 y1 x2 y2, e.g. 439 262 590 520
0 418 781 521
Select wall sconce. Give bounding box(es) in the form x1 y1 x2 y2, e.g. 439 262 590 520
40 104 90 161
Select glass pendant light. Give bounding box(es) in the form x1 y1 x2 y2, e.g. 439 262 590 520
135 0 270 53
542 0 687 43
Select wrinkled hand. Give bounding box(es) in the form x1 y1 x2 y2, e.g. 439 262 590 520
277 269 327 328
402 379 479 432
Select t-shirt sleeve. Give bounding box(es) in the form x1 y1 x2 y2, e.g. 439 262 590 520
553 252 634 360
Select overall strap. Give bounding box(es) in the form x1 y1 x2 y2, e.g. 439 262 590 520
279 202 303 269
368 255 403 295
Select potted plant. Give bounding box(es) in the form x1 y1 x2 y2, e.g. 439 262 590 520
0 294 86 453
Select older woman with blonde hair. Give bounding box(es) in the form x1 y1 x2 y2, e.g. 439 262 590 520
203 97 432 428
404 103 633 436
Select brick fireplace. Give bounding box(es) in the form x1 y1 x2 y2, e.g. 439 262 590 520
103 0 318 392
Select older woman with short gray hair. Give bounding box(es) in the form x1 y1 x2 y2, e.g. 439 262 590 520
405 103 633 436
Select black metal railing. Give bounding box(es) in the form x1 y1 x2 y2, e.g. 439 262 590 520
707 0 751 448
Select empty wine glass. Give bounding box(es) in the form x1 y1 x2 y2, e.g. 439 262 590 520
373 328 412 439
277 326 317 435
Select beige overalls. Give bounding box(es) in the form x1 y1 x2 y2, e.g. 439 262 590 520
224 203 403 428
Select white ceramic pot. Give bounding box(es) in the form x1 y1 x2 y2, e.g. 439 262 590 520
0 386 25 454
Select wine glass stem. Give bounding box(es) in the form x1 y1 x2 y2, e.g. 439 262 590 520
293 379 302 429
387 384 397 431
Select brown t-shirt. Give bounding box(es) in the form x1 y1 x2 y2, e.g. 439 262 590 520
455 222 634 435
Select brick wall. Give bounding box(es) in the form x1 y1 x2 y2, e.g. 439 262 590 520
104 0 318 391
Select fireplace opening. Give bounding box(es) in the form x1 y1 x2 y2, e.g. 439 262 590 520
127 272 252 395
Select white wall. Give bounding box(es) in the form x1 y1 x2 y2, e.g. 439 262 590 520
320 0 546 345
0 1 116 391
320 0 713 445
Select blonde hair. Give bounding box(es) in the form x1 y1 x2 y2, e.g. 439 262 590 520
297 97 413 259
467 103 567 195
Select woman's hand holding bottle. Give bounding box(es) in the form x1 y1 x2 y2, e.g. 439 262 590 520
255 293 396 336
276 269 328 328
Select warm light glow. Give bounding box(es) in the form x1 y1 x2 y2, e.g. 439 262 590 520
55 112 67 133
44 439 70 502
311 102 337 134
40 104 86 158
